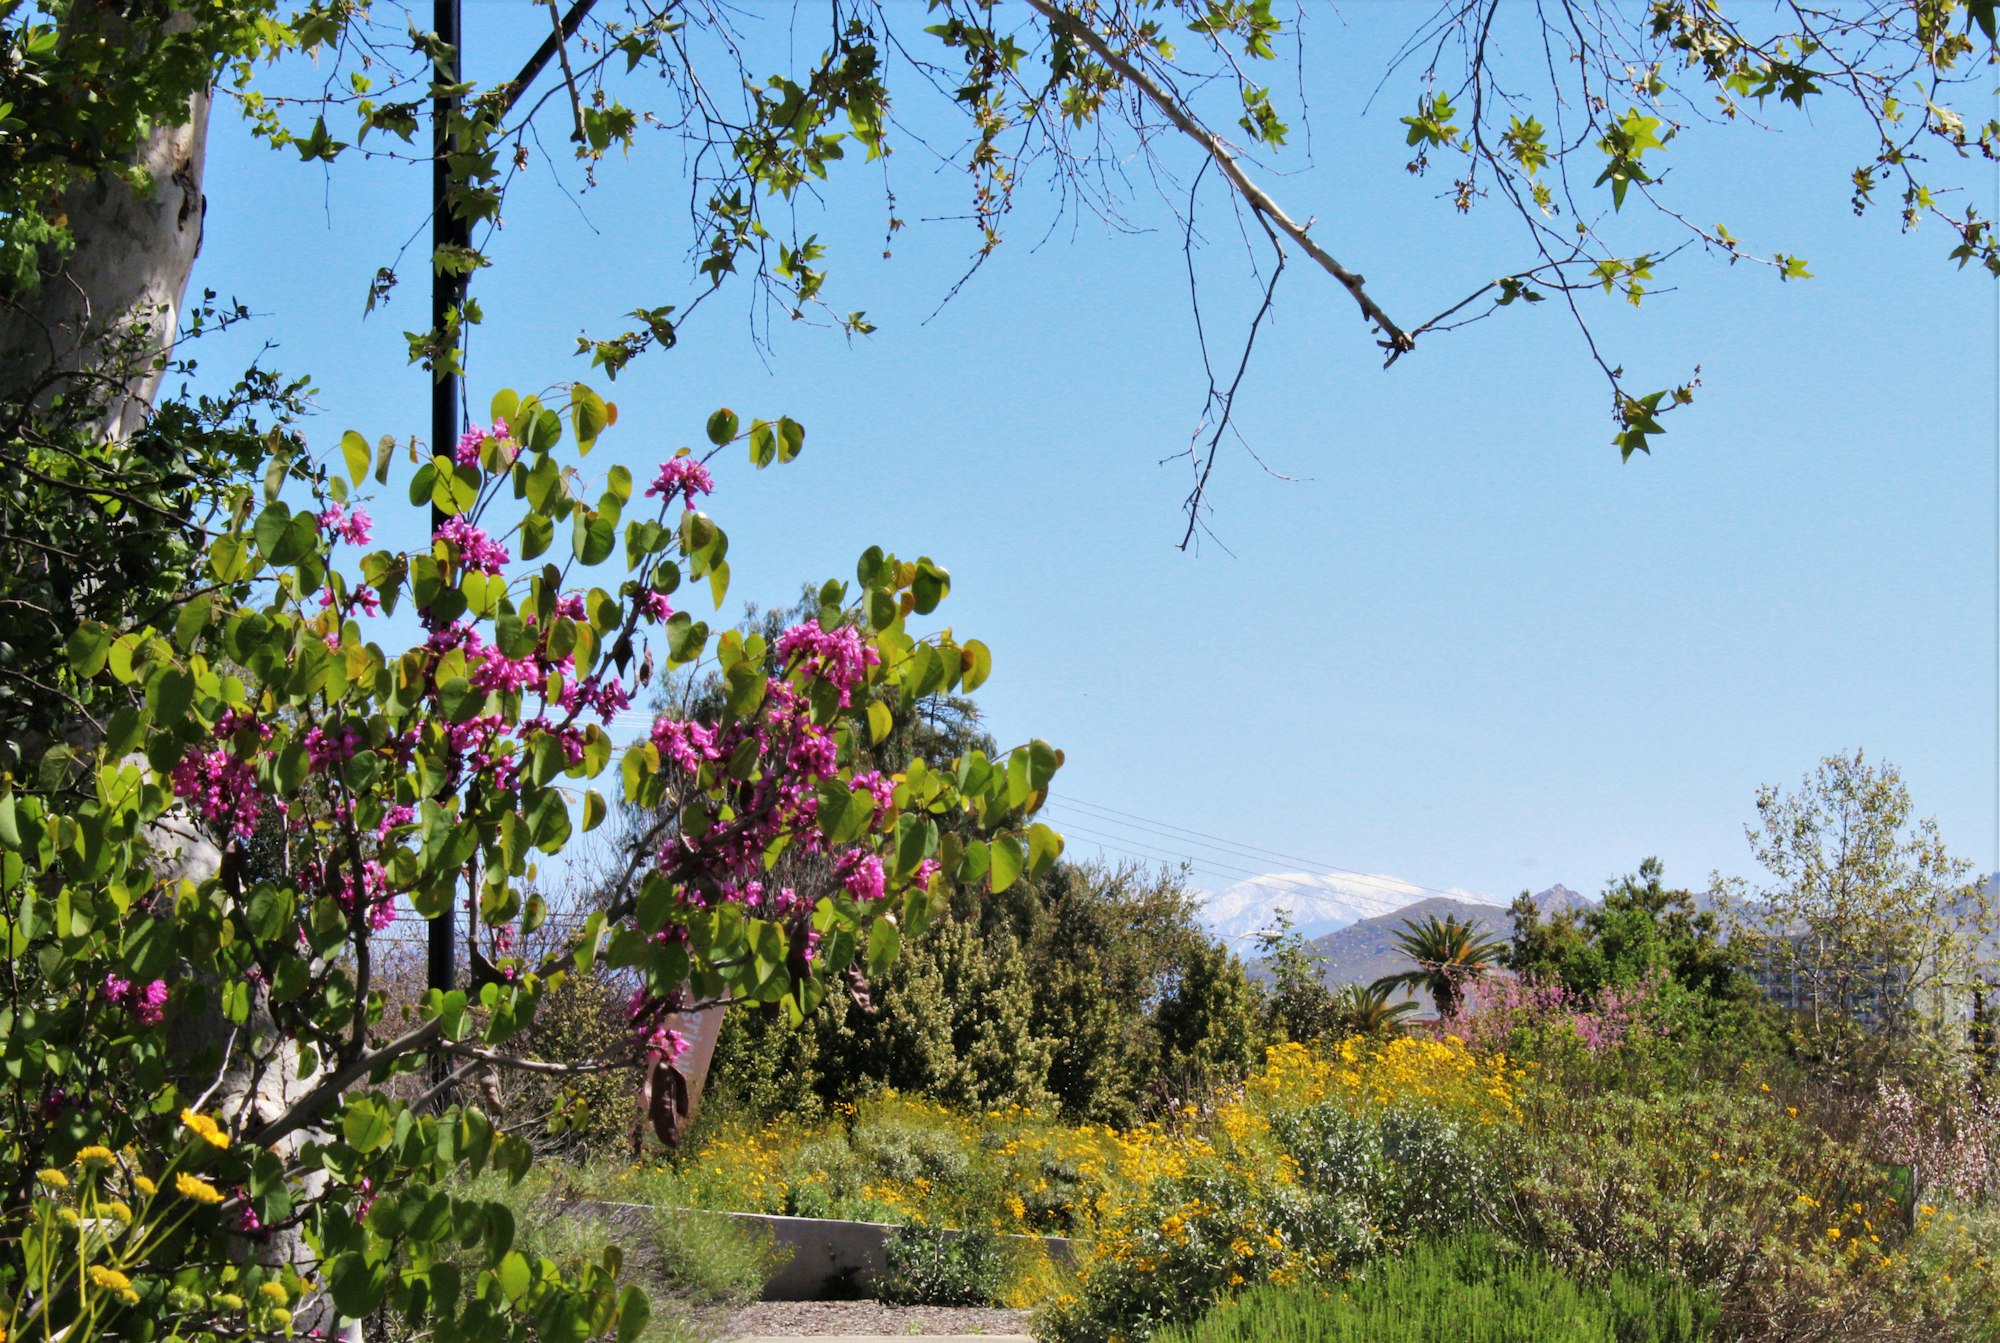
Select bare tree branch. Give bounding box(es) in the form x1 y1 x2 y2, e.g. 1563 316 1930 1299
1024 0 1414 362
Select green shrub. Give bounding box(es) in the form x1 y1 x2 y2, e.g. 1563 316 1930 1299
851 1117 974 1188
1269 1103 1497 1239
1500 1088 1897 1340
647 1208 784 1309
878 1226 1014 1306
429 1168 778 1343
1155 1238 1715 1343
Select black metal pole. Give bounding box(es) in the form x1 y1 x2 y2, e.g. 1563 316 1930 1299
428 0 463 1006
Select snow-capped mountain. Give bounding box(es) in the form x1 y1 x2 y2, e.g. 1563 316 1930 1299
1197 871 1503 946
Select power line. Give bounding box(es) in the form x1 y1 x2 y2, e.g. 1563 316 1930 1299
1047 791 1490 905
1046 817 1424 917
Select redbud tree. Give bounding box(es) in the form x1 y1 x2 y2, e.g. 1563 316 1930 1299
0 385 1061 1341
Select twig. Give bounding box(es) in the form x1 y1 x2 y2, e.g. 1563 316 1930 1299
1024 0 1414 361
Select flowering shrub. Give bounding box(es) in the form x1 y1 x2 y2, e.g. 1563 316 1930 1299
1246 1037 1524 1125
0 387 1062 1340
3 1118 305 1342
1037 1038 1521 1342
1869 1077 1998 1208
1500 1087 1920 1340
1438 972 1656 1059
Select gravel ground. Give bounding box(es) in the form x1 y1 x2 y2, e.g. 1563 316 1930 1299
721 1301 1032 1338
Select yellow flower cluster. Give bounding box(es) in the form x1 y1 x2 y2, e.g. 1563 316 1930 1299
175 1173 223 1205
88 1265 140 1305
180 1109 230 1150
1247 1037 1524 1123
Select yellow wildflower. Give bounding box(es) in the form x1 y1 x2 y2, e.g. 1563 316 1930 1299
89 1267 133 1293
174 1173 223 1205
76 1146 117 1169
38 1168 69 1189
1826 1226 1842 1240
258 1282 290 1305
180 1109 230 1150
133 1175 157 1196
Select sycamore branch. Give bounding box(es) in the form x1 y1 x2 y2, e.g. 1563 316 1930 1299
1024 0 1414 361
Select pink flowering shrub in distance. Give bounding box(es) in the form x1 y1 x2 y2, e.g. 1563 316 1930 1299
0 386 1063 1343
1439 971 1656 1056
1871 1077 1999 1206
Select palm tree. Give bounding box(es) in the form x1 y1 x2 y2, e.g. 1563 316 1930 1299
1328 982 1421 1039
1370 913 1505 1019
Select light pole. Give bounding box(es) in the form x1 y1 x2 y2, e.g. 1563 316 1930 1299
428 0 463 1007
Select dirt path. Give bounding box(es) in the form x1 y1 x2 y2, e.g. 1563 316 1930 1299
722 1301 1032 1339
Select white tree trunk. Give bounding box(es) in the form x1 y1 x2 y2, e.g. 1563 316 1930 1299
0 34 207 437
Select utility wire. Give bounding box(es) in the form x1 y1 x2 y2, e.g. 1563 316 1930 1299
1047 791 1493 905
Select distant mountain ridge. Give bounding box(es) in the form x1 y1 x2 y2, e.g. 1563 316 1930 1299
1297 885 1588 1002
1197 871 1500 945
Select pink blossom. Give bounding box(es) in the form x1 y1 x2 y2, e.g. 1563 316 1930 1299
645 457 714 510
455 419 513 469
470 652 543 696
432 517 510 574
169 749 262 839
639 590 673 622
775 621 880 706
836 850 887 903
330 859 395 932
554 593 588 621
315 501 373 548
850 769 897 814
213 710 270 741
303 724 364 773
652 717 720 772
103 975 169 1027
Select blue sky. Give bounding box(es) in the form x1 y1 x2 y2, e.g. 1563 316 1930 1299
186 2 2000 908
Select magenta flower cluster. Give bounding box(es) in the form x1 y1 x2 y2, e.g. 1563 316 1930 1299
775 621 881 707
1441 971 1655 1055
102 974 169 1027
432 517 510 574
645 457 714 510
643 617 901 944
315 501 373 547
169 749 263 839
455 419 514 469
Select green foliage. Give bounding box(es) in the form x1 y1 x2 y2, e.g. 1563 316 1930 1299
0 1 317 293
1153 936 1263 1101
1718 751 1995 1051
1506 860 1746 1002
1156 1238 1715 1343
437 1168 775 1343
878 1225 1013 1307
0 358 307 757
1326 983 1420 1040
511 969 632 1157
707 858 1243 1126
1268 1105 1496 1242
1500 1088 1899 1339
1256 914 1341 1046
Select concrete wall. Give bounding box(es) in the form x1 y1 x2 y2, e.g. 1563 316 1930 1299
570 1200 1078 1301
